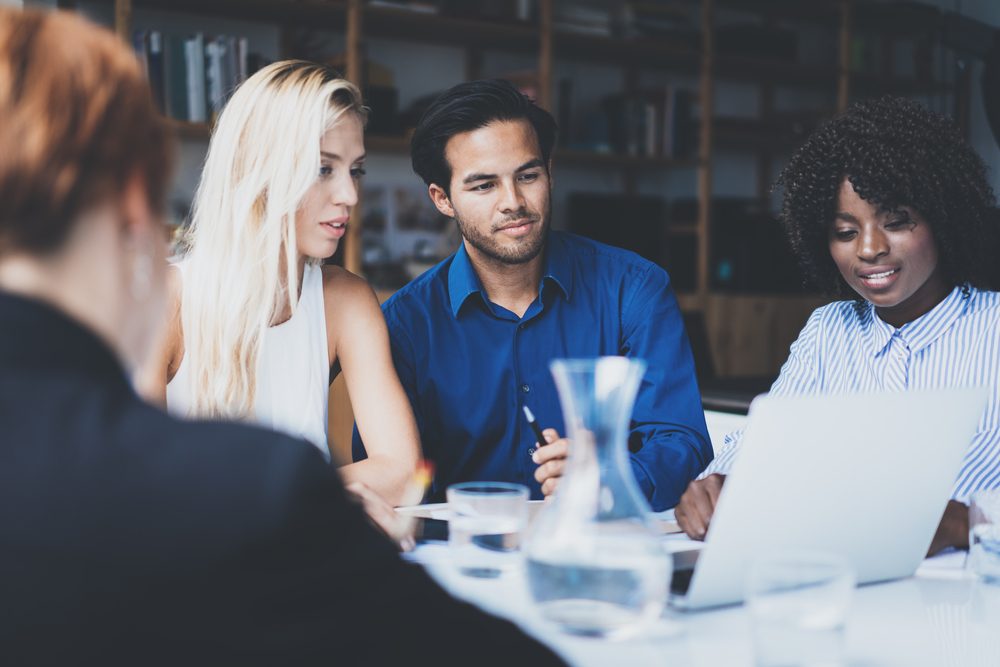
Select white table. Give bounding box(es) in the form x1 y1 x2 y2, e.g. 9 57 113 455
406 541 1000 666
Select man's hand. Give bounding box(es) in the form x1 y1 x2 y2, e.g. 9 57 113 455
675 474 726 540
533 428 568 497
345 482 416 552
927 499 970 557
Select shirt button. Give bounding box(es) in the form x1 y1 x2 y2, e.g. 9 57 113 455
519 324 524 331
527 447 536 456
521 383 530 394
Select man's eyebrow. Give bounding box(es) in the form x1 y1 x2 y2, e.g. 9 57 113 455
517 158 545 172
463 171 497 184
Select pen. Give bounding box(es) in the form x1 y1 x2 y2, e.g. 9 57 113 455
522 405 548 448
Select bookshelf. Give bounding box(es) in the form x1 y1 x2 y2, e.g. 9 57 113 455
104 0 970 458
115 0 968 297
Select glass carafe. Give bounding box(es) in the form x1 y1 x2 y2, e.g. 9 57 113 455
525 357 671 638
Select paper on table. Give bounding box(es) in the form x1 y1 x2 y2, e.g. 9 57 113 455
397 501 682 534
656 520 683 535
915 548 969 579
396 500 548 525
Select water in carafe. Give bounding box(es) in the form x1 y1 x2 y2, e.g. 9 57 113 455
525 357 670 638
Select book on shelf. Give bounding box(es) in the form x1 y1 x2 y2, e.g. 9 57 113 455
185 33 206 123
567 86 695 158
555 4 612 36
132 30 263 129
167 35 188 121
621 1 699 46
439 0 534 23
368 0 440 13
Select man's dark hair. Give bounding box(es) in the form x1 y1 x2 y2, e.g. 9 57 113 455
410 79 557 196
775 95 1000 296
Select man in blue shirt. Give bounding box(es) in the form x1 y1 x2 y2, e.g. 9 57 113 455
353 79 711 511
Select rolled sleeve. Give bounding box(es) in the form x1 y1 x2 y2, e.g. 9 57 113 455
621 265 712 510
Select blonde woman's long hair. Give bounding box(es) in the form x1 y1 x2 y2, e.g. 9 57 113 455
181 60 366 419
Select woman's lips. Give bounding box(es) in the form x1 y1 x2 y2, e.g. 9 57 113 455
321 221 347 238
858 267 900 290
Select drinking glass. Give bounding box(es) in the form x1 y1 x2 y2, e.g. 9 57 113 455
447 482 528 578
745 550 855 667
970 488 1000 584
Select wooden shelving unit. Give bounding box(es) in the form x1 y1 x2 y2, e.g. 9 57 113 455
112 0 967 306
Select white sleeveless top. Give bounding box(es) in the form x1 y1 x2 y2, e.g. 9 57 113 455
166 261 331 460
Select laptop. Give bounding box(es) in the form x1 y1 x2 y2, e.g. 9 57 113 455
670 388 988 610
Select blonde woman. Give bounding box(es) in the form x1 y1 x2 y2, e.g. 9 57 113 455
147 61 421 506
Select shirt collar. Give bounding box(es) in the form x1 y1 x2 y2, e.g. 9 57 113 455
447 242 483 317
541 231 573 303
861 284 971 356
447 231 573 318
898 284 971 352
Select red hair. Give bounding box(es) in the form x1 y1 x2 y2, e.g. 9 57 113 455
0 7 174 255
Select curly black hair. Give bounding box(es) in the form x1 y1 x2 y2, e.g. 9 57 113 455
775 95 1000 296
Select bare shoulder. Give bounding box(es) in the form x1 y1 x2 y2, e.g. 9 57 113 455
321 265 385 336
321 264 376 300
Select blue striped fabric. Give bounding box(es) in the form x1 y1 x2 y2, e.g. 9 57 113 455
704 286 1000 502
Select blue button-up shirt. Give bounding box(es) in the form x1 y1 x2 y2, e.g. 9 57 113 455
353 231 712 511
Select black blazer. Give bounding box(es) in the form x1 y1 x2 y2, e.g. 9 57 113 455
0 292 563 666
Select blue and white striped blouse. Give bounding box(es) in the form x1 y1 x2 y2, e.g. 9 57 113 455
704 285 1000 502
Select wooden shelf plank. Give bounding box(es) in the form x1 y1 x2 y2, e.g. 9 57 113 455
552 30 700 71
553 148 701 170
364 6 539 53
364 133 409 154
361 136 702 169
128 0 348 25
715 53 838 88
166 119 211 141
667 224 699 235
851 73 956 96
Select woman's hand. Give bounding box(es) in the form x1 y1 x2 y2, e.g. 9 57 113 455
927 499 969 557
345 482 416 552
675 474 726 540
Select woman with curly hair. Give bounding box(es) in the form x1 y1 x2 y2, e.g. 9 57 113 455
676 96 1000 555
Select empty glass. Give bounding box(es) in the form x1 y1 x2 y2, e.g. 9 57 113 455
525 357 670 639
745 550 855 667
970 489 1000 584
447 482 528 578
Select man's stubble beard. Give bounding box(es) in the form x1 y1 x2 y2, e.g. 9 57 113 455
453 196 553 266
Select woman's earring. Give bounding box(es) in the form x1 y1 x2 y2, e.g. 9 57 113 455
131 240 154 301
